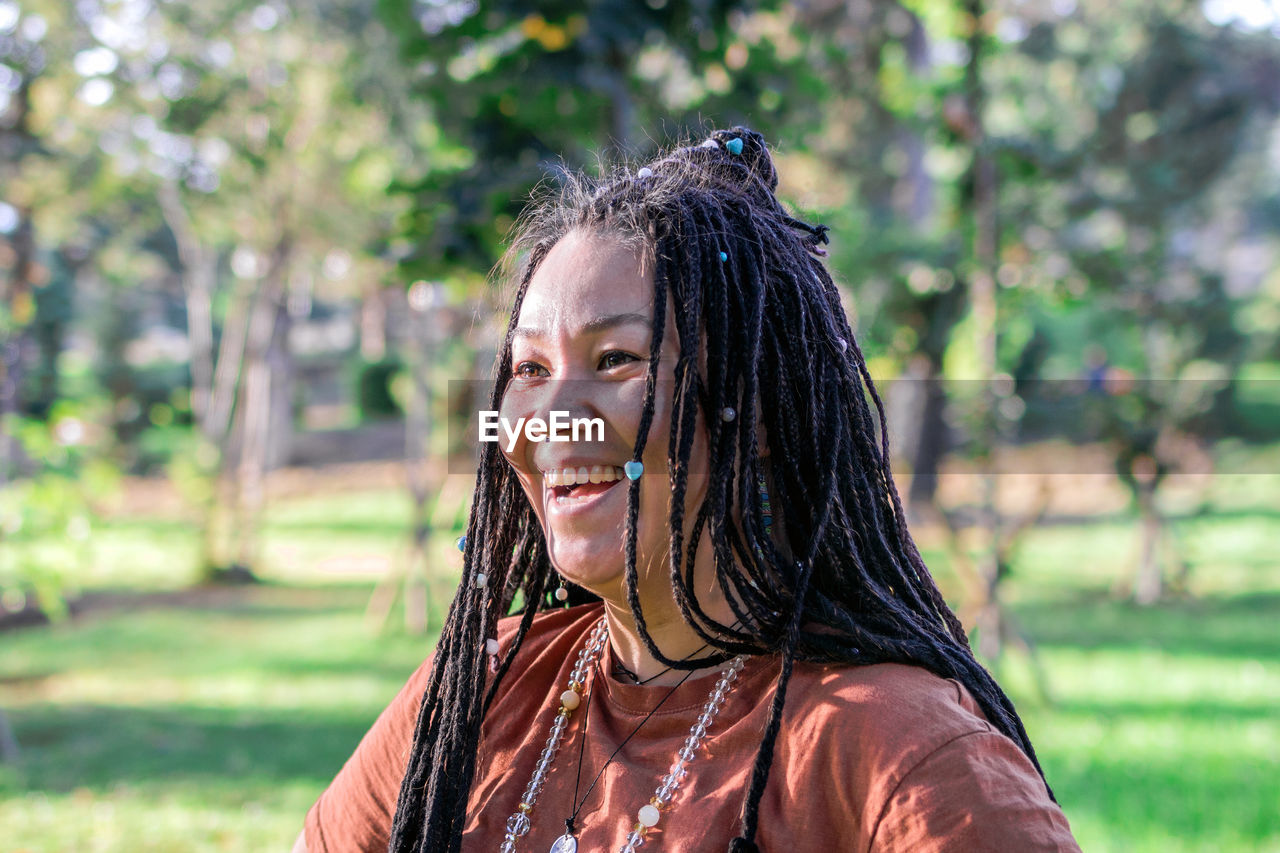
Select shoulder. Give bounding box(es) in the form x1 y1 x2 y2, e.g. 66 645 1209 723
774 661 995 799
489 603 603 689
782 661 996 769
773 662 1079 852
494 596 604 637
302 604 601 853
493 602 602 655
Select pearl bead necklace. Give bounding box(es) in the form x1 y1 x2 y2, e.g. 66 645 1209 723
497 617 747 853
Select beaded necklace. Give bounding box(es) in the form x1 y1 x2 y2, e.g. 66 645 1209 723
498 617 747 853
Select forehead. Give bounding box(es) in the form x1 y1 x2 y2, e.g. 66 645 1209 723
517 230 653 332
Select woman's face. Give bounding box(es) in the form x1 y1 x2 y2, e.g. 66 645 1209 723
499 229 712 608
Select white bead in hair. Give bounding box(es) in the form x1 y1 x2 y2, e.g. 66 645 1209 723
721 407 737 422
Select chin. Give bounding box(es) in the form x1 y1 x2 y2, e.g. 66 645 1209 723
547 536 667 601
547 537 623 584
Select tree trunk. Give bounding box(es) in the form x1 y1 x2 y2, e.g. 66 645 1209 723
404 303 434 635
1133 479 1164 605
233 351 270 573
225 237 293 580
160 183 218 428
1 203 36 633
605 46 634 149
908 354 949 509
368 292 436 634
0 707 19 763
0 78 34 489
159 183 276 582
360 282 388 361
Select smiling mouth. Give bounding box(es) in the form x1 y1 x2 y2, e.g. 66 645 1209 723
544 465 627 503
551 481 620 502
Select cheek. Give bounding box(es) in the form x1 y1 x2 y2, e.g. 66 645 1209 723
499 380 551 428
613 380 652 438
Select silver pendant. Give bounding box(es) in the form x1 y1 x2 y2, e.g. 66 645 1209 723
549 833 577 853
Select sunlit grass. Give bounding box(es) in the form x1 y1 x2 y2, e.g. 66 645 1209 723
0 585 440 852
59 487 429 590
1012 640 1280 852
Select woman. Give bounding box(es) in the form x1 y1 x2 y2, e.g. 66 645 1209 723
298 127 1081 852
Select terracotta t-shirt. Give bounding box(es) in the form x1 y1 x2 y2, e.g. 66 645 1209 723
305 604 1079 852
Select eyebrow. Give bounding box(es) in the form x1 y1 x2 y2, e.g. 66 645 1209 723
511 312 652 341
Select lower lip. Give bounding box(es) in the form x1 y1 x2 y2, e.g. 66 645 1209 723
545 478 626 517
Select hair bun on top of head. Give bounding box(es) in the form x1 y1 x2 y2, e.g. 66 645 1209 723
655 125 780 198
617 126 829 258
683 126 831 257
705 126 778 191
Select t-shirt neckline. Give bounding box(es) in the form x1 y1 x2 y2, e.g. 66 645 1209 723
592 620 774 717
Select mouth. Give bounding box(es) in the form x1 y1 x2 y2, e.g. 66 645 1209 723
543 464 628 507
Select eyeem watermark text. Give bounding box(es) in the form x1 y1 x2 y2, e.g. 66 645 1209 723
478 410 604 452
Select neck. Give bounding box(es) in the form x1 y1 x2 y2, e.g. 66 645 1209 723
578 531 746 686
599 597 735 687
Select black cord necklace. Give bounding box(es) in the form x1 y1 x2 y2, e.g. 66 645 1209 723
559 637 727 846
611 660 675 685
609 619 743 686
560 662 699 844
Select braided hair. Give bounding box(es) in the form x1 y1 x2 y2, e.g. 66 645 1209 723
388 127 1054 853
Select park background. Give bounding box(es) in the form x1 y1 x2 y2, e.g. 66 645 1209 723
2 0 1279 850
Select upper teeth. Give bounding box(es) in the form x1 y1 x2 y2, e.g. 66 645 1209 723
544 465 624 487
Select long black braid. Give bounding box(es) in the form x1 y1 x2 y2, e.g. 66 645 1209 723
388 126 1054 853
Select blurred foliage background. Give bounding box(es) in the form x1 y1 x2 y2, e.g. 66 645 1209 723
1 0 1278 850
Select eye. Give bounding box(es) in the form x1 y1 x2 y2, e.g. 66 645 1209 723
598 350 639 370
512 360 549 379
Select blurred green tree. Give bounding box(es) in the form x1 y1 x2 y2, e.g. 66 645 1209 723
4 0 427 585
376 0 822 281
982 6 1280 602
1 0 123 630
60 0 423 581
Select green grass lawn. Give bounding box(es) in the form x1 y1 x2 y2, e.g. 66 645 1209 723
1008 594 1280 852
1 478 1278 852
0 585 437 852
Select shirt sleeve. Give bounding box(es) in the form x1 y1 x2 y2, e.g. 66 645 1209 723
867 730 1081 853
304 654 435 853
